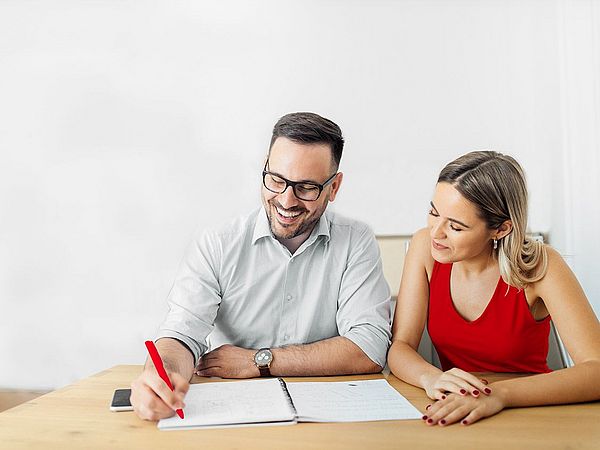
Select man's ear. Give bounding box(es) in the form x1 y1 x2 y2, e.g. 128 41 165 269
495 220 513 240
328 172 343 202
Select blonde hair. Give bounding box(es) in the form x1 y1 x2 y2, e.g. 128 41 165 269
438 151 548 289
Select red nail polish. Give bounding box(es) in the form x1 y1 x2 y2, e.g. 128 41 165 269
460 389 466 395
422 415 428 420
427 419 433 424
462 420 468 425
481 379 489 385
473 390 480 396
426 404 431 410
440 419 446 425
484 388 492 394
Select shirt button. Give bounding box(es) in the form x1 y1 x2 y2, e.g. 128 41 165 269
286 294 293 301
284 335 290 341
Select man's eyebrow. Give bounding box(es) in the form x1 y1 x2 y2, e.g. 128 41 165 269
430 201 470 228
267 169 321 185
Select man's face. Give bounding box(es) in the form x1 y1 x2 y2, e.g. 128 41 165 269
261 137 342 241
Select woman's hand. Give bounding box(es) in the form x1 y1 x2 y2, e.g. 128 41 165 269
421 388 506 426
420 368 491 400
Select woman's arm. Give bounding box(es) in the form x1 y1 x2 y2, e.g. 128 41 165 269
493 246 600 406
388 228 488 400
426 246 600 426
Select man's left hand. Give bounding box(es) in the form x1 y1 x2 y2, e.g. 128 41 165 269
195 344 260 378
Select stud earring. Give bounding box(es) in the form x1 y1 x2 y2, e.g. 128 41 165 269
493 239 498 250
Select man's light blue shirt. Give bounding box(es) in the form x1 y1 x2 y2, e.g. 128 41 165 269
157 208 392 368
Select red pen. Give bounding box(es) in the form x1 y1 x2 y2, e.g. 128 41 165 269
145 340 185 419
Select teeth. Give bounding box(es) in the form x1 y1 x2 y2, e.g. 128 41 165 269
276 207 302 218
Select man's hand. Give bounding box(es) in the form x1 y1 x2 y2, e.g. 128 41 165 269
130 369 189 421
196 344 260 378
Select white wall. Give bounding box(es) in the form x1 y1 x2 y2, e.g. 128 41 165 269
0 0 597 389
554 0 600 315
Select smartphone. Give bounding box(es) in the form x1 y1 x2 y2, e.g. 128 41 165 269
110 388 134 412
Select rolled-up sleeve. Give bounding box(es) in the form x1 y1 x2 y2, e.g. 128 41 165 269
157 229 222 364
336 226 392 368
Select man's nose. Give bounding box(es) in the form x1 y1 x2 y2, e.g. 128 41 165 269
277 185 300 208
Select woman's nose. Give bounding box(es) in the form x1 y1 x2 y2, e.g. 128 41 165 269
430 220 446 240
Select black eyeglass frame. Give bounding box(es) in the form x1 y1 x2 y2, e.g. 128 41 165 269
262 162 338 201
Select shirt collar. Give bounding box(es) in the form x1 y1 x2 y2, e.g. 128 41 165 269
252 209 273 244
252 208 331 245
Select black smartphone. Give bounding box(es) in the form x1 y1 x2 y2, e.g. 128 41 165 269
110 388 134 412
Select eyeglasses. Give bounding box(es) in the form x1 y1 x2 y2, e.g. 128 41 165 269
262 162 337 201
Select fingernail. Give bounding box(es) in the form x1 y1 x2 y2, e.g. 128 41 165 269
441 395 446 400
462 419 468 425
422 415 428 420
460 389 466 395
427 419 433 424
440 419 446 425
484 388 492 394
473 390 480 396
426 404 431 410
481 378 489 385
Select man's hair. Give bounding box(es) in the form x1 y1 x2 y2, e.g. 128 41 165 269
269 112 344 170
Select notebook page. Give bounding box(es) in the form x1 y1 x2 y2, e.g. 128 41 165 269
158 378 296 430
286 379 422 422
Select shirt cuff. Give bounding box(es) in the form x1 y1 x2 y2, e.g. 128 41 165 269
156 329 207 366
342 326 390 369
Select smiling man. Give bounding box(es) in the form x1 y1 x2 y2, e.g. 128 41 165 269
131 112 392 421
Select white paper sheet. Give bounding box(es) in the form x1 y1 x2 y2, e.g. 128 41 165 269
286 379 422 422
158 378 296 430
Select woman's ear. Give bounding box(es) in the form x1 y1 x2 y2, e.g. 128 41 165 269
495 220 513 240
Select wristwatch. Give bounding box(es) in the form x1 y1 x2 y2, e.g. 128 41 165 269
254 348 273 377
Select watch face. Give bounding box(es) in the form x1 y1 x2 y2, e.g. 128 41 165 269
254 348 273 367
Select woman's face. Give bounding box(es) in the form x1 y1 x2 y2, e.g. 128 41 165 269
427 182 496 263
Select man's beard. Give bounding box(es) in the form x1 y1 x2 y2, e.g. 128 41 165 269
265 197 327 241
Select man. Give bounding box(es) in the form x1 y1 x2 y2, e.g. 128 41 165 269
131 112 391 420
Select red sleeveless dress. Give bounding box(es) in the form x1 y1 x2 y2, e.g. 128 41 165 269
428 261 551 373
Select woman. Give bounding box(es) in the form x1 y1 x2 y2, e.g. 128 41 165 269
388 151 600 426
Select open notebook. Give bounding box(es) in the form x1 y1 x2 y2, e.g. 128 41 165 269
158 378 421 430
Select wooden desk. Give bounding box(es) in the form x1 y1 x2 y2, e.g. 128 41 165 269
0 365 598 449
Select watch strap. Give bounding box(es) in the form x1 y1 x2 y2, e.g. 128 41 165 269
258 366 271 377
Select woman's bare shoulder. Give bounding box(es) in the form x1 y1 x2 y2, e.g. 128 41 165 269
409 227 435 278
531 244 577 296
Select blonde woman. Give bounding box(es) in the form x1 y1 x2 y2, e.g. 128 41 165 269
388 151 600 426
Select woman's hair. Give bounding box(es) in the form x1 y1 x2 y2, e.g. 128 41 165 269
438 150 548 289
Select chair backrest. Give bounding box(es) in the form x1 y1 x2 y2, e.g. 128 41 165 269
548 322 572 369
376 235 571 370
376 235 411 297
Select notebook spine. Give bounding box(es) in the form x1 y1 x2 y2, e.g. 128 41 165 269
277 378 298 416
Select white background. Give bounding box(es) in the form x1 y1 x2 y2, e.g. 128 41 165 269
1 0 598 389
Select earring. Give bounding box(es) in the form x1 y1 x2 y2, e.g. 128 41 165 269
493 239 498 250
